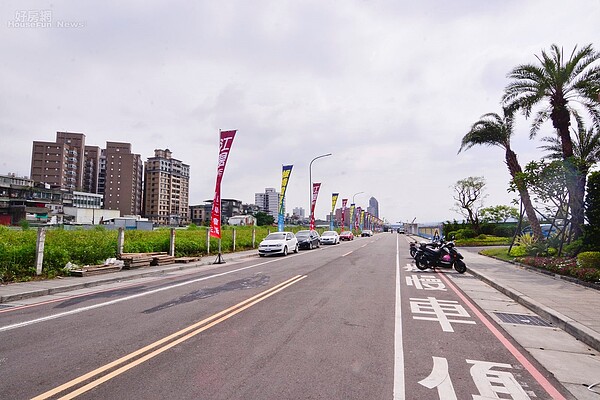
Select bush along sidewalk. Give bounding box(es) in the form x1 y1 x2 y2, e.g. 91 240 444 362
480 249 600 290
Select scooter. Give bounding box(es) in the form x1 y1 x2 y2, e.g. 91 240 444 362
409 237 444 259
414 239 467 273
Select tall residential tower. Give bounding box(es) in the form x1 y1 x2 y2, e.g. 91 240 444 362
143 149 190 225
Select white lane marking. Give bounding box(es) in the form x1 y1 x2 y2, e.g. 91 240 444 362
394 234 405 399
342 251 353 257
0 258 285 333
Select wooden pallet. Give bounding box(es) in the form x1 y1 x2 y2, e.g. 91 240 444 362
151 254 175 266
119 252 156 269
70 264 122 277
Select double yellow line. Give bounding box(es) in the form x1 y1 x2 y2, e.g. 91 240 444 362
33 274 307 400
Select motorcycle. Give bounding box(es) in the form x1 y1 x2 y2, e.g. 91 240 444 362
414 239 467 274
409 237 444 259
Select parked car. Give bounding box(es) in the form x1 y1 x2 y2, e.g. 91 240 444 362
320 230 340 245
397 228 405 234
258 232 298 257
339 231 354 241
361 230 373 237
296 230 321 250
521 224 558 238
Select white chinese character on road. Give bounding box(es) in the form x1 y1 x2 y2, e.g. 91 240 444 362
420 357 532 399
406 275 447 291
418 356 457 400
468 359 532 400
410 297 475 332
404 263 420 272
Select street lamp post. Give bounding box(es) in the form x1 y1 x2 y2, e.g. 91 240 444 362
309 153 332 227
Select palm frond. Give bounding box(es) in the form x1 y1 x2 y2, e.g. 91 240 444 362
530 108 550 138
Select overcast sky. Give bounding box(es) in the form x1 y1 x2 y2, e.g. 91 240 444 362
1 1 598 224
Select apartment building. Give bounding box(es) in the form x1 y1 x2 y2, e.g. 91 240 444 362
102 142 143 217
255 187 281 217
30 133 143 218
143 149 190 225
30 131 86 191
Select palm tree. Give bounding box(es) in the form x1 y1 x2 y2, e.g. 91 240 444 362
502 43 600 239
540 123 600 236
459 109 544 240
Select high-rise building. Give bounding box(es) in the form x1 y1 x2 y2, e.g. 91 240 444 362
103 142 143 217
368 196 379 219
143 149 190 225
83 145 101 194
30 131 86 191
30 133 143 218
293 207 305 218
255 187 280 217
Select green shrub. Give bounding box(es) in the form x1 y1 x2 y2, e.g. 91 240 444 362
526 241 548 257
455 228 476 239
509 246 527 257
493 225 516 237
577 251 600 269
564 239 584 257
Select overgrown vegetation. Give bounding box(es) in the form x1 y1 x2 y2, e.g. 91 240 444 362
0 225 310 283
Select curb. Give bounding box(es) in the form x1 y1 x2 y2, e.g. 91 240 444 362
467 266 600 353
0 251 259 304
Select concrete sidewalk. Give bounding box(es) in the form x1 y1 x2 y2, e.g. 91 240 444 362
0 249 258 304
460 247 600 353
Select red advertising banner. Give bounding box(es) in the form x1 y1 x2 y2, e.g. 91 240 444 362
341 198 348 229
210 130 237 239
310 182 321 230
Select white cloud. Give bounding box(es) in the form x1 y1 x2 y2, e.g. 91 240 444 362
1 0 598 223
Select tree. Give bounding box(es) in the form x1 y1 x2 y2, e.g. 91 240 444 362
511 160 570 250
459 108 544 240
540 123 600 233
480 205 519 223
584 171 600 250
452 176 487 232
502 43 600 239
254 211 275 226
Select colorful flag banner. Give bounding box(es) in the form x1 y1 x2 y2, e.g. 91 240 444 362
360 210 365 231
278 165 293 232
310 182 321 230
341 199 348 230
349 203 355 232
210 130 236 239
330 193 339 230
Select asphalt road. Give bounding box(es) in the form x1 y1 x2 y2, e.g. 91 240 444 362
0 233 573 399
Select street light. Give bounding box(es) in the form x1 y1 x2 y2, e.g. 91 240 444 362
309 153 332 226
352 191 365 204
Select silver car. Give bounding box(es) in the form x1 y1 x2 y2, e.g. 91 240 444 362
320 231 340 245
258 232 299 256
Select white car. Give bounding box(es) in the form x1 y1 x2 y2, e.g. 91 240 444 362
320 230 340 245
258 232 298 256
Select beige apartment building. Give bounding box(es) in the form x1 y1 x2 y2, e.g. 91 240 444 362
143 149 190 226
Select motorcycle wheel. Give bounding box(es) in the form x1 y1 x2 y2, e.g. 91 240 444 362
409 248 417 258
415 254 428 271
454 260 467 274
